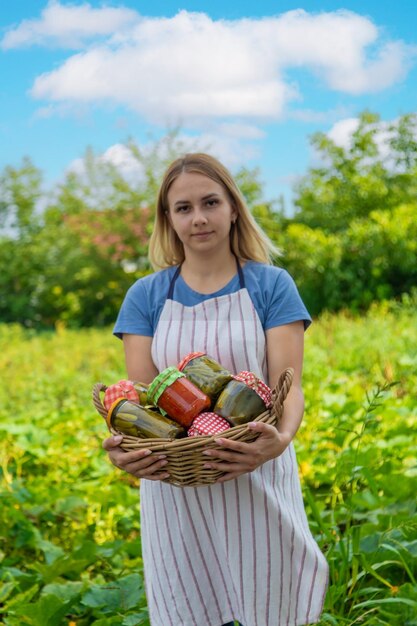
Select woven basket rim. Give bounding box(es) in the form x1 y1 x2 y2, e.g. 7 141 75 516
93 368 293 446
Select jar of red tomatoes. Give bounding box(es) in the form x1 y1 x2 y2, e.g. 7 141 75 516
147 366 211 428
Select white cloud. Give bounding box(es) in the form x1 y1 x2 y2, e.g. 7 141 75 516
328 118 361 147
67 126 261 183
68 143 145 181
1 0 138 49
3 5 415 125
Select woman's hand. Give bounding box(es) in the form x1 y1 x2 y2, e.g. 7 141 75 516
103 435 170 481
202 422 292 483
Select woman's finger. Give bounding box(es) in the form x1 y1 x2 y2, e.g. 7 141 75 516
203 448 247 463
210 438 251 453
216 470 245 483
116 451 163 471
102 435 124 450
203 458 250 472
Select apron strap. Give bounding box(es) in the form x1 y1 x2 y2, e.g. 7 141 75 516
167 255 245 300
236 256 245 288
167 265 182 300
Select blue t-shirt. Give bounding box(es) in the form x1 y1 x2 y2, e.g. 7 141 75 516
113 261 311 339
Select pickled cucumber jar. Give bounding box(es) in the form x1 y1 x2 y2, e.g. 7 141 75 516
213 372 272 426
107 398 186 439
132 381 149 406
178 352 233 405
147 366 211 428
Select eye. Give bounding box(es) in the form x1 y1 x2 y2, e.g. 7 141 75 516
206 198 219 207
175 205 190 213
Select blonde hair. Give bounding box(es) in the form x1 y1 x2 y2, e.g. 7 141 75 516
148 153 280 270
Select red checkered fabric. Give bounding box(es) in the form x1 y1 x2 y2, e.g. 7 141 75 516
187 412 231 437
233 371 272 408
103 380 140 411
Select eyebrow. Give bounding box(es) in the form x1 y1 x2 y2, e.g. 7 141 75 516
173 193 220 207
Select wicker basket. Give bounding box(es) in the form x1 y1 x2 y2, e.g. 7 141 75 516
93 367 293 487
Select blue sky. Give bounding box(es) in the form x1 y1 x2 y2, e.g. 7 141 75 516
1 1 416 211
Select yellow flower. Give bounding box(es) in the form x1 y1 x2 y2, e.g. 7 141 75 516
299 461 312 478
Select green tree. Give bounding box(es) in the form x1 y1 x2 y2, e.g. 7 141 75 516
1 132 276 328
0 158 45 324
0 156 43 235
293 111 417 232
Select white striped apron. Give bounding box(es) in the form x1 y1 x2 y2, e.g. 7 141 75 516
141 265 328 626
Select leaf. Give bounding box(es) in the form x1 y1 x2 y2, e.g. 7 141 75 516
3 584 40 611
81 574 143 613
354 597 417 609
11 594 69 626
41 581 84 602
33 536 65 565
0 581 15 603
122 614 149 626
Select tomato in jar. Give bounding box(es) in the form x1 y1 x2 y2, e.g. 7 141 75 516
147 366 211 428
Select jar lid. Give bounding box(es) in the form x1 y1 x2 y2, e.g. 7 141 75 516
106 397 128 430
233 371 272 407
147 366 185 405
178 351 206 371
187 412 230 437
103 380 139 411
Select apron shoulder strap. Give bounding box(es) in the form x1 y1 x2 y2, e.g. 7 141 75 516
236 256 245 289
167 265 181 300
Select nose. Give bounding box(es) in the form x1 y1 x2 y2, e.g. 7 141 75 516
192 208 208 226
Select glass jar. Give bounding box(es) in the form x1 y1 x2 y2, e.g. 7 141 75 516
107 398 186 439
213 372 271 426
147 366 211 428
132 381 149 406
178 352 232 404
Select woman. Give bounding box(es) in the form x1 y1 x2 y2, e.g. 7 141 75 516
104 153 328 626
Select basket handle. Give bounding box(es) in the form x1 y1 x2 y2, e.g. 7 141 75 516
271 367 294 420
92 382 108 420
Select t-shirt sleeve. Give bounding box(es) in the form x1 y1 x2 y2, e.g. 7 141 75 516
264 269 312 331
113 280 153 339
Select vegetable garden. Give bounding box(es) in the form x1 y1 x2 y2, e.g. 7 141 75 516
1 297 416 625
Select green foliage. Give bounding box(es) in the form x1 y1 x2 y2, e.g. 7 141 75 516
276 111 417 314
0 303 416 624
0 156 43 235
293 111 417 232
1 113 417 326
300 301 417 625
0 132 194 328
275 223 343 313
278 204 417 315
0 324 150 625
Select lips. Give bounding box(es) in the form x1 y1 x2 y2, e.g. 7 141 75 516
192 231 213 237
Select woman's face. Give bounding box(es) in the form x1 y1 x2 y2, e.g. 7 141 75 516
166 171 237 257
